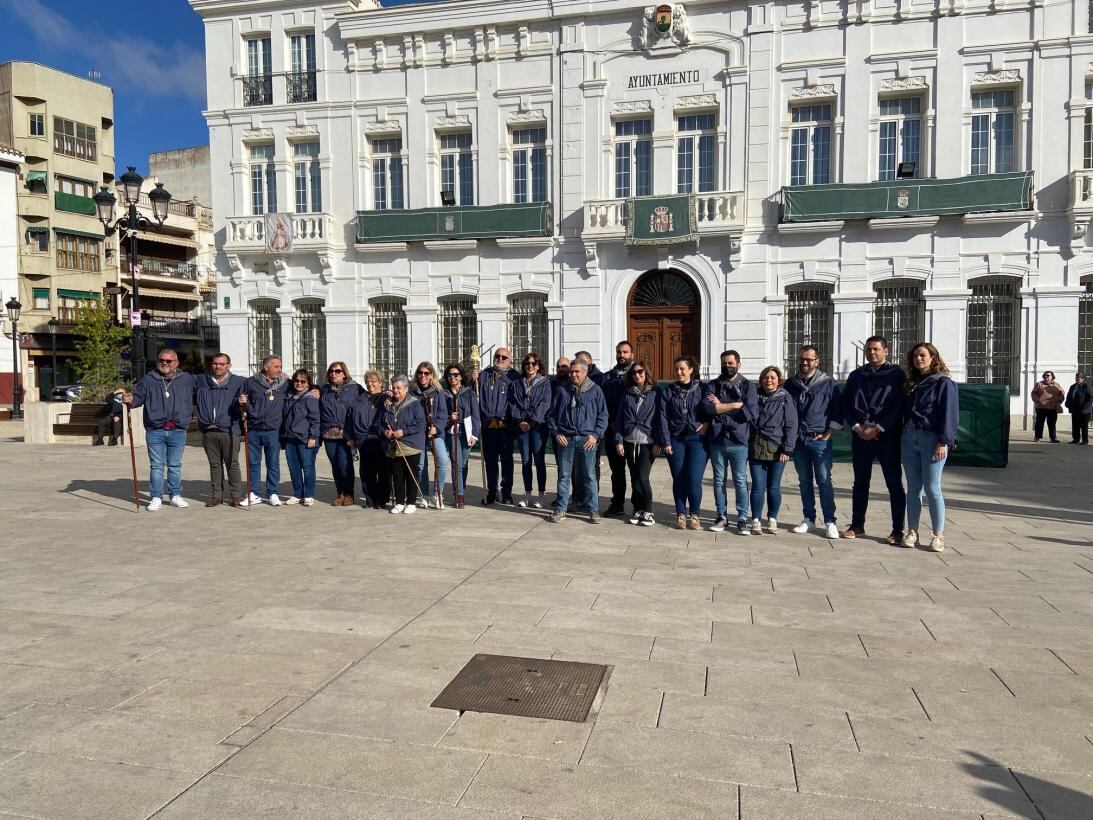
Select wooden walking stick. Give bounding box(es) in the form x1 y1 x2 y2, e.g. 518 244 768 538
125 402 140 512
427 395 444 509
241 404 253 511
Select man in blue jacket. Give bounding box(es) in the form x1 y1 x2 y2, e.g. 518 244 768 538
784 345 843 539
126 347 197 511
548 360 608 524
601 341 635 517
237 355 289 507
841 336 907 543
704 350 758 535
195 353 246 507
478 347 519 504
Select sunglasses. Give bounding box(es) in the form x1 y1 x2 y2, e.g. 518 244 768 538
632 368 645 375
446 372 461 378
293 379 309 384
416 370 432 377
494 354 510 361
328 368 344 374
158 358 176 364
523 361 539 367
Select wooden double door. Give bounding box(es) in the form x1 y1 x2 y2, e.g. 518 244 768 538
626 270 701 382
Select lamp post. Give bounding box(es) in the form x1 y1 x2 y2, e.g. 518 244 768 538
47 316 60 396
5 297 22 419
94 167 172 381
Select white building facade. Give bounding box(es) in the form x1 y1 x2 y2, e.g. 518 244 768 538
191 0 1093 417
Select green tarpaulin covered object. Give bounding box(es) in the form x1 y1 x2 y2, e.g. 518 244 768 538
626 194 698 246
782 172 1033 223
356 202 551 243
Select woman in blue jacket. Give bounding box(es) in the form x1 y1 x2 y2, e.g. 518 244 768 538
345 371 390 509
614 361 662 526
411 362 450 509
442 363 480 509
319 361 364 506
657 356 709 531
748 366 798 535
281 369 321 506
901 343 958 552
383 375 427 514
512 353 552 508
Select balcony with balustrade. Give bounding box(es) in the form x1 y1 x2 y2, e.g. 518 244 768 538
583 191 743 240
224 212 338 255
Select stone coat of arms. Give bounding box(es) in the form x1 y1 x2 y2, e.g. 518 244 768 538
639 3 691 49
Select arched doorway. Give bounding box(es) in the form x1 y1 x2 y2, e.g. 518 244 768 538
627 270 701 381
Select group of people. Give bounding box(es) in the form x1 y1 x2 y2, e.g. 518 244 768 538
1032 370 1092 445
123 335 959 552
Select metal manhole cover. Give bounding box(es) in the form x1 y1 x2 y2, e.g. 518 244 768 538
431 654 608 722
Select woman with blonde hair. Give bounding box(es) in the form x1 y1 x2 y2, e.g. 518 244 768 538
411 361 450 508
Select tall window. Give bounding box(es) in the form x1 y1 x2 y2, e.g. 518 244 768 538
614 119 652 198
32 288 49 310
53 117 96 161
57 291 96 324
677 113 716 194
245 37 273 106
512 127 547 204
508 294 548 363
873 279 926 362
369 298 408 380
250 144 277 215
288 32 317 103
438 297 477 369
56 234 100 271
970 89 1016 175
293 142 321 213
878 97 922 180
1079 277 1093 377
249 300 282 375
966 276 1021 395
439 132 474 206
790 104 832 186
293 302 327 382
784 284 834 372
371 137 405 210
29 113 44 137
1084 83 1093 170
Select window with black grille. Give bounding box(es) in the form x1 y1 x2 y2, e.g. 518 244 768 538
293 302 327 383
966 276 1021 395
369 298 408 382
438 297 477 370
508 294 548 364
1079 276 1093 377
784 284 834 372
248 301 282 375
873 279 926 363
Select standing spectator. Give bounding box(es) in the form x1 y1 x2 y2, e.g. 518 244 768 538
92 388 126 446
411 362 450 509
512 353 552 508
195 353 246 507
658 356 709 531
900 343 958 552
614 360 662 526
784 345 843 539
548 360 608 524
320 362 364 506
345 371 390 509
602 341 635 516
383 375 427 514
281 369 320 506
478 347 519 504
748 366 798 535
842 336 907 544
1032 371 1065 443
1065 372 1092 445
238 355 289 507
572 351 605 506
442 363 480 508
704 350 757 535
126 348 197 511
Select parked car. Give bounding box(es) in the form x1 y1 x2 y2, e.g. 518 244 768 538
51 383 83 402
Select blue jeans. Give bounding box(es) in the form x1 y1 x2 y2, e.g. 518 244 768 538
284 440 318 499
482 426 514 497
445 431 471 497
749 458 787 520
418 437 450 497
517 426 548 494
555 434 598 512
247 429 281 497
709 441 749 521
666 433 709 516
792 437 837 524
324 439 355 496
146 428 186 499
902 427 947 533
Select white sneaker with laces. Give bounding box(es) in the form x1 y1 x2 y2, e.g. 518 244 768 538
169 496 189 508
415 497 429 509
765 517 778 535
146 497 162 511
302 497 314 507
640 511 655 527
238 493 262 507
268 494 282 507
390 504 405 514
433 494 444 510
403 504 417 515
792 519 813 534
283 496 300 505
750 518 763 535
824 522 840 539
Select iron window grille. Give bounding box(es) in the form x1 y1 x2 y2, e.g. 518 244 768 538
438 298 478 370
966 276 1021 395
1085 83 1093 170
248 301 282 375
369 298 408 382
508 294 549 364
1079 277 1093 376
873 279 926 362
293 302 327 383
288 32 317 103
784 284 834 373
244 37 273 106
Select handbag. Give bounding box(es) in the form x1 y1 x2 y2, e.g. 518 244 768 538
321 426 344 440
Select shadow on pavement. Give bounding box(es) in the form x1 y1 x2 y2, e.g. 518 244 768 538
962 750 1093 819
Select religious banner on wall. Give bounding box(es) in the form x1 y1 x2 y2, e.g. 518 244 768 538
264 214 293 253
625 194 697 246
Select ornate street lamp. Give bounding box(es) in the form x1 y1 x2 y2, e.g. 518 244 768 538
5 297 22 419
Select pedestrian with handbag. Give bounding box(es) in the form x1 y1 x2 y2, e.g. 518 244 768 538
1032 371 1065 443
320 361 364 506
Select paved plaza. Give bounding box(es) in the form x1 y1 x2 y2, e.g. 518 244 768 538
0 424 1091 819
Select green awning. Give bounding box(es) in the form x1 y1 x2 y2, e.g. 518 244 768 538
781 171 1034 223
26 226 49 234
54 191 97 216
57 289 95 300
357 201 552 243
25 171 46 183
626 194 698 246
54 227 103 240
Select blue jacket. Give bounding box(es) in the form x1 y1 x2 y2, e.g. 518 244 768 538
478 366 519 422
244 374 290 432
584 362 606 387
843 362 905 434
601 362 633 418
703 375 758 446
412 384 449 436
345 391 386 442
382 394 427 455
511 374 552 427
132 369 196 431
784 371 843 443
281 389 319 443
195 373 246 434
614 385 664 446
658 379 706 441
905 373 959 446
548 378 609 439
444 386 481 442
320 381 364 436
753 388 798 456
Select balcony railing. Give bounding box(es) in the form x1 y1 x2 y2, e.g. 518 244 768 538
147 317 200 336
243 74 273 107
121 258 199 281
226 212 335 251
287 70 317 104
137 193 202 218
585 191 742 234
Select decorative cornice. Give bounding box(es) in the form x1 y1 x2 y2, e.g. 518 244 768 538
611 100 653 115
434 114 472 130
790 84 837 99
286 125 319 138
676 93 718 109
507 109 547 124
241 128 274 141
973 69 1021 85
364 119 402 135
879 76 927 92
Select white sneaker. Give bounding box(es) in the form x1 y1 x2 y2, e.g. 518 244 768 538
238 493 262 507
283 496 300 505
146 497 162 512
268 494 282 507
765 517 778 535
169 495 189 508
302 497 315 507
532 496 543 509
750 518 763 535
824 522 840 539
792 519 813 534
403 504 417 515
518 494 530 508
390 504 405 514
415 497 428 509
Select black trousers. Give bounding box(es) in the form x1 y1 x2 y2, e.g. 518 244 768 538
390 452 422 505
850 433 906 532
1072 412 1090 444
1034 409 1059 440
623 442 655 513
359 438 389 505
92 414 122 445
202 431 241 499
605 424 628 507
